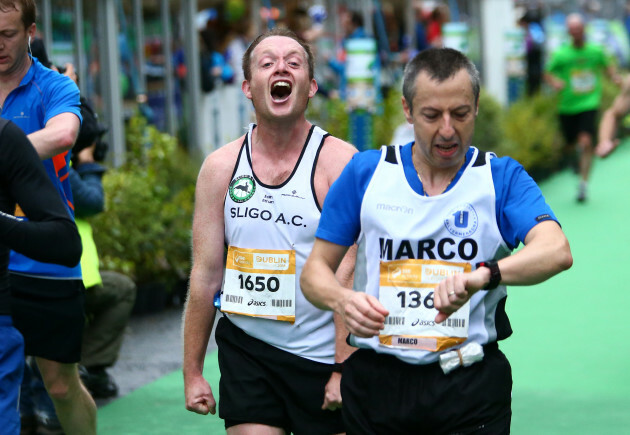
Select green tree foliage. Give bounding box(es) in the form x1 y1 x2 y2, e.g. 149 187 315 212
90 114 199 289
308 88 407 149
494 92 563 179
472 89 505 154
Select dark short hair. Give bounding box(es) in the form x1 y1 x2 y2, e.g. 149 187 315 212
350 11 364 28
0 0 36 29
242 27 314 81
402 48 480 114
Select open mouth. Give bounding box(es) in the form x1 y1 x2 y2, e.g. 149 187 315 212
271 81 292 102
436 143 457 150
435 143 458 156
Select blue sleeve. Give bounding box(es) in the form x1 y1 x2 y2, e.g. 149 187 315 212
69 164 106 219
316 149 382 246
42 72 81 124
492 156 558 250
415 23 429 51
328 58 345 76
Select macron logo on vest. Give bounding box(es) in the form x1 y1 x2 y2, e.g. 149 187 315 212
376 203 414 215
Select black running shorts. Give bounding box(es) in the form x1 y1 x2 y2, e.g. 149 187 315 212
341 345 512 435
10 274 85 363
558 110 597 146
215 316 344 434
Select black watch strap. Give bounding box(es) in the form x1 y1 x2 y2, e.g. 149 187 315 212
476 260 501 290
332 362 343 373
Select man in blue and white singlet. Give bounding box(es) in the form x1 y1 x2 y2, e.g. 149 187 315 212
183 28 357 434
301 48 573 434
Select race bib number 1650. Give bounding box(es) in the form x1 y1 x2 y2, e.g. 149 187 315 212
221 246 296 323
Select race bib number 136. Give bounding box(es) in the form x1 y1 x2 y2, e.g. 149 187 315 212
378 259 471 351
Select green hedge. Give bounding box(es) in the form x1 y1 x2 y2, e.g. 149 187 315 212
491 92 564 180
90 114 199 289
307 89 407 150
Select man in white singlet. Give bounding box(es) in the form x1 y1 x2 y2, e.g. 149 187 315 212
301 48 573 434
183 28 356 434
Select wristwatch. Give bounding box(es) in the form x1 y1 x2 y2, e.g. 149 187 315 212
332 362 343 373
476 260 501 290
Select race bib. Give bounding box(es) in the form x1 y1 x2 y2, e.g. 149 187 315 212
221 246 296 323
570 70 596 94
378 259 471 351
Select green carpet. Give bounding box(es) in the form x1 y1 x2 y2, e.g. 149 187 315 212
98 142 630 434
97 352 223 434
502 141 630 434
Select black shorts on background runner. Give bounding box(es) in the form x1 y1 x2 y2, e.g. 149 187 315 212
215 316 344 434
341 345 512 435
559 110 597 145
10 274 85 363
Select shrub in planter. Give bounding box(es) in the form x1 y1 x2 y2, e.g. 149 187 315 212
494 92 563 180
90 113 198 291
373 88 408 148
307 95 349 145
307 86 407 150
472 89 505 154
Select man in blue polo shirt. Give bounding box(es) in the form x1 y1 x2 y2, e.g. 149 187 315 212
0 1 96 434
301 48 573 433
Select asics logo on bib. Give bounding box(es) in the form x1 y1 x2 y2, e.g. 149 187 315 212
379 237 478 261
230 207 306 227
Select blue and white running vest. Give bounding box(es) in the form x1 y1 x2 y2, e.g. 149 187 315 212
351 145 512 365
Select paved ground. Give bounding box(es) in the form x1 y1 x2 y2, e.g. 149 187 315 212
96 303 218 407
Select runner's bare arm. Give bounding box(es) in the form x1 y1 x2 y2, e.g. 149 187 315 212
493 220 572 285
312 135 358 409
597 76 630 157
434 220 573 323
27 112 80 160
302 238 388 339
183 138 243 415
333 243 357 357
321 244 357 411
543 71 565 91
308 135 363 330
316 138 358 346
305 135 388 338
606 64 622 86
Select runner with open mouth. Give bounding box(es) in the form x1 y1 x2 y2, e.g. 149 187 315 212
271 80 292 103
435 142 459 158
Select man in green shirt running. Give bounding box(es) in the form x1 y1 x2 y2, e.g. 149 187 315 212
544 13 620 202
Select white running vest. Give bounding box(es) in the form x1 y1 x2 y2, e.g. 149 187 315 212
352 145 511 365
221 123 336 364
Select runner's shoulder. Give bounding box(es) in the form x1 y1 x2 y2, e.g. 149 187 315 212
198 134 246 188
320 135 357 163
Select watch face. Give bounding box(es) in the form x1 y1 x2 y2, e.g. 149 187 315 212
486 261 501 289
229 175 256 203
